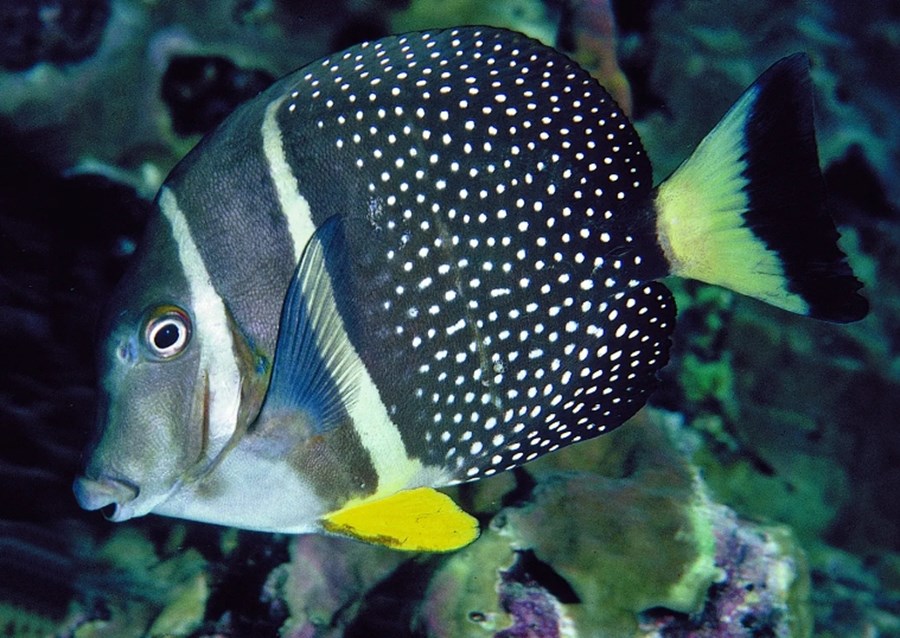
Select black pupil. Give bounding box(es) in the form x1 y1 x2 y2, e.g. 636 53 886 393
154 322 181 350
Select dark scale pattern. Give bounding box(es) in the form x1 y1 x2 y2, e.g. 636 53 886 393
276 27 673 481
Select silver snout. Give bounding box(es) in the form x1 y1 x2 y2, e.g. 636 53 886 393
73 476 139 521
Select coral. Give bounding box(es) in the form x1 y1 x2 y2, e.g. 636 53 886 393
494 557 575 638
161 54 274 136
808 547 900 637
148 572 209 637
61 526 209 638
414 412 810 637
0 0 392 185
270 534 406 638
565 0 633 116
611 10 899 635
640 508 811 637
497 473 718 631
0 1 895 636
197 415 811 638
390 0 560 45
627 0 899 207
0 601 59 638
0 0 111 71
416 532 516 636
667 211 896 554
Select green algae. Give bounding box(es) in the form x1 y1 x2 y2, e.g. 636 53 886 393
390 0 559 45
67 527 208 638
501 419 722 635
412 412 815 637
417 414 726 636
0 601 59 638
417 532 517 637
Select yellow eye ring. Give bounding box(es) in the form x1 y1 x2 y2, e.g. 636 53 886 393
143 306 191 359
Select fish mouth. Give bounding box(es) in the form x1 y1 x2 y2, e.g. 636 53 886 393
73 476 140 522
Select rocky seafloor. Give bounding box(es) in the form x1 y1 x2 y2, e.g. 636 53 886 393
1 0 897 636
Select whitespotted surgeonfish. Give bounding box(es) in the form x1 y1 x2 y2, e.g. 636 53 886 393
74 27 867 551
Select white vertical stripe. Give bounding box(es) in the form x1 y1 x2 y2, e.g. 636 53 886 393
259 95 449 496
293 224 431 495
261 97 317 263
340 365 453 493
159 187 242 455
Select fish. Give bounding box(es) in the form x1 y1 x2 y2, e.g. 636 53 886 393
73 27 867 552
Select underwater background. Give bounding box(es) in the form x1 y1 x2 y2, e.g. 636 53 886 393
0 0 897 636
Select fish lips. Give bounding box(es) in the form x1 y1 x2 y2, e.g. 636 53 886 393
73 475 141 522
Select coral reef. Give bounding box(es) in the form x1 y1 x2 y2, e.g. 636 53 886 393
611 3 899 633
0 0 111 71
414 412 809 638
61 526 209 638
271 535 406 638
0 0 394 187
640 506 811 637
0 0 896 635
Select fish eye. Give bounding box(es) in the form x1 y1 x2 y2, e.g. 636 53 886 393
143 306 191 359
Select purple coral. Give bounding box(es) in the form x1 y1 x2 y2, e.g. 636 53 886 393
496 580 561 638
640 505 802 637
493 552 574 638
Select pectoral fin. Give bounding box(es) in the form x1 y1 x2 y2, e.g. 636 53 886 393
320 487 480 552
260 215 361 432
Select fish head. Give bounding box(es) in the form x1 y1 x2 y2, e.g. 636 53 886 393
74 210 237 522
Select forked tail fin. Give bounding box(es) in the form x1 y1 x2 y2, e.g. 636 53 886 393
654 53 867 322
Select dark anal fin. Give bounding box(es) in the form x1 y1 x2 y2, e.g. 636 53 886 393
655 53 867 323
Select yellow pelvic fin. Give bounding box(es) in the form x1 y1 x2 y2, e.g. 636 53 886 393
320 487 480 552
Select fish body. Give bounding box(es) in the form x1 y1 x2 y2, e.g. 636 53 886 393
74 28 866 550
